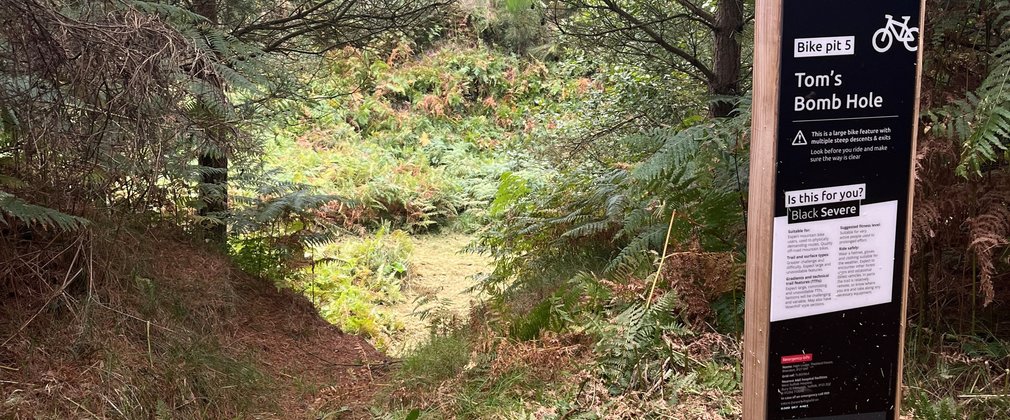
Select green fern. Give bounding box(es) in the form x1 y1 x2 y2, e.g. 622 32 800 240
477 98 750 311
0 191 89 232
697 361 740 393
229 174 351 279
231 177 346 238
596 293 692 392
933 9 1010 176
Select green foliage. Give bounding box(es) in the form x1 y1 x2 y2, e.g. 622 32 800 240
595 294 692 392
384 330 577 419
441 87 750 417
710 291 745 335
930 8 1010 176
464 0 552 55
507 298 553 340
8 1 769 417
502 0 537 13
449 368 556 418
0 0 282 239
906 393 965 420
396 332 472 387
489 171 530 216
0 191 90 232
229 178 344 281
696 361 740 394
903 325 1010 418
254 43 584 234
129 1 207 25
553 0 741 103
298 228 415 348
476 100 750 308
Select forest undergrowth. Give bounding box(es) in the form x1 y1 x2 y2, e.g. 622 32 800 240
0 229 389 418
2 0 1010 419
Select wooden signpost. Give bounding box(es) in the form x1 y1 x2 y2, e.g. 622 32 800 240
744 0 926 419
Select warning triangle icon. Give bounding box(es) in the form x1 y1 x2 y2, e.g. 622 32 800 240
792 130 808 146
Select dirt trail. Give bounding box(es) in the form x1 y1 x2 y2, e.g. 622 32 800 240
0 234 388 419
387 234 491 356
0 233 490 419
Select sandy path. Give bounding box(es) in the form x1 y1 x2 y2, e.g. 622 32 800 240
387 234 491 357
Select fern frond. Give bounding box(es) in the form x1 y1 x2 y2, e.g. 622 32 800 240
605 224 666 278
938 7 1010 176
0 191 89 232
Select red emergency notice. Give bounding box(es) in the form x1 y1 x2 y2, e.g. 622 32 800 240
781 354 814 365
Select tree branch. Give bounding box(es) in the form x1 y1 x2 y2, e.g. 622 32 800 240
672 0 715 25
231 0 344 37
599 0 716 83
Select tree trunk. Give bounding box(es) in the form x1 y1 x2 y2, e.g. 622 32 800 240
710 0 744 118
198 151 228 242
193 0 229 243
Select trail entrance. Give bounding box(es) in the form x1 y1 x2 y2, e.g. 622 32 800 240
388 234 491 356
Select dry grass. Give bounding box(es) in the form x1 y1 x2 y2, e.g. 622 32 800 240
387 234 490 356
482 332 593 382
383 330 593 416
660 251 741 325
0 227 387 419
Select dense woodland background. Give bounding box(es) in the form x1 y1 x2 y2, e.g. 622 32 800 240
0 0 1008 418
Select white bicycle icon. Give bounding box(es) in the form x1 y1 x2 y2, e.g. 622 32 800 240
873 14 919 53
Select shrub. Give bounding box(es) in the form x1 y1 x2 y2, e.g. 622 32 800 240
296 228 414 348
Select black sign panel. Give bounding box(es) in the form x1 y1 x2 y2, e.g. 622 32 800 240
767 1 922 419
